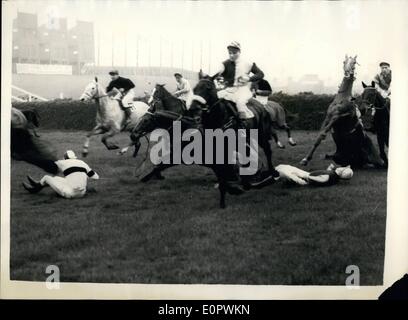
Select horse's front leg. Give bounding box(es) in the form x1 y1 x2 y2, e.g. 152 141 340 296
133 139 141 158
262 139 280 179
82 125 105 157
101 128 120 150
377 133 388 167
141 163 175 183
119 132 140 155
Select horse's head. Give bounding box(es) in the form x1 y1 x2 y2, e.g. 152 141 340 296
79 78 100 101
147 83 167 105
191 78 218 109
191 78 234 129
360 81 385 114
343 54 358 77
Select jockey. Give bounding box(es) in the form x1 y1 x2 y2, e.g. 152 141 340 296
374 62 392 99
276 163 353 186
106 70 136 120
368 62 391 131
173 73 193 108
22 150 99 199
251 78 273 105
212 41 265 121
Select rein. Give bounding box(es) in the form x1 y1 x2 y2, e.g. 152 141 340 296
362 87 388 111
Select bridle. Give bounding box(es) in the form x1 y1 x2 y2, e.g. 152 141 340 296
192 80 237 130
82 82 110 102
362 87 388 111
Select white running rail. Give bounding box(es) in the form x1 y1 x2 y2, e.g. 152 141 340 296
11 85 48 102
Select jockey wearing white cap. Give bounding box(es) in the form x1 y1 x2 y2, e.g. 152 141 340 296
22 150 99 199
212 41 265 119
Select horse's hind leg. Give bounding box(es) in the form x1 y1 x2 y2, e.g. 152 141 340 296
283 124 296 146
218 181 227 209
271 127 285 149
101 128 120 150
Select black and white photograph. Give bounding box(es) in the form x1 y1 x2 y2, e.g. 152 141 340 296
2 0 408 300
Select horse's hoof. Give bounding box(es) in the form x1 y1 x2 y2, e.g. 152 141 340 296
289 139 297 146
277 142 285 149
82 152 88 158
153 172 165 180
250 174 276 189
107 145 119 150
300 158 308 166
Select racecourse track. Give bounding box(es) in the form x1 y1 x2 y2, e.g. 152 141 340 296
10 130 387 285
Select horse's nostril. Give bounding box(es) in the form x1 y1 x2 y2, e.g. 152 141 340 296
80 98 85 102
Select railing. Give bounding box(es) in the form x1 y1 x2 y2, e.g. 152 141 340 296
11 85 48 102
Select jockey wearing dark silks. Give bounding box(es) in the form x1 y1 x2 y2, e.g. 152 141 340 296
367 62 391 131
106 70 136 120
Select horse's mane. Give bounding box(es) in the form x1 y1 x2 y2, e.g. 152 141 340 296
156 84 175 100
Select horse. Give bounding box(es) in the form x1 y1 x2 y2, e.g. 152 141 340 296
300 55 384 168
79 77 150 157
118 83 201 156
119 83 246 208
11 107 58 173
360 81 390 166
190 76 280 184
263 100 297 148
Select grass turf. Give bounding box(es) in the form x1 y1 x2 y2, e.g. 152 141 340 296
10 129 387 285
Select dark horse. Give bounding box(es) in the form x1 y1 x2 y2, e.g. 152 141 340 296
191 77 280 184
300 55 384 168
11 107 58 173
360 81 390 166
118 83 245 208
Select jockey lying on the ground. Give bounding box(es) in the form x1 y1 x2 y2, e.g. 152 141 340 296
276 163 353 186
22 150 99 199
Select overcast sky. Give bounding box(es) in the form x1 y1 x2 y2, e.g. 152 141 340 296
8 0 408 86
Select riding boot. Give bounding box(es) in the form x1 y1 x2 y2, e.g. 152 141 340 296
123 107 133 126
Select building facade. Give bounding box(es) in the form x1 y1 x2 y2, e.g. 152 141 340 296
12 12 95 74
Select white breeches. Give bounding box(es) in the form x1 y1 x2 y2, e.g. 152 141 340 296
217 85 254 119
254 95 269 105
41 175 86 199
122 89 136 108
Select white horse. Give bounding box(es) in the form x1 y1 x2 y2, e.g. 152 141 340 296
79 77 150 157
